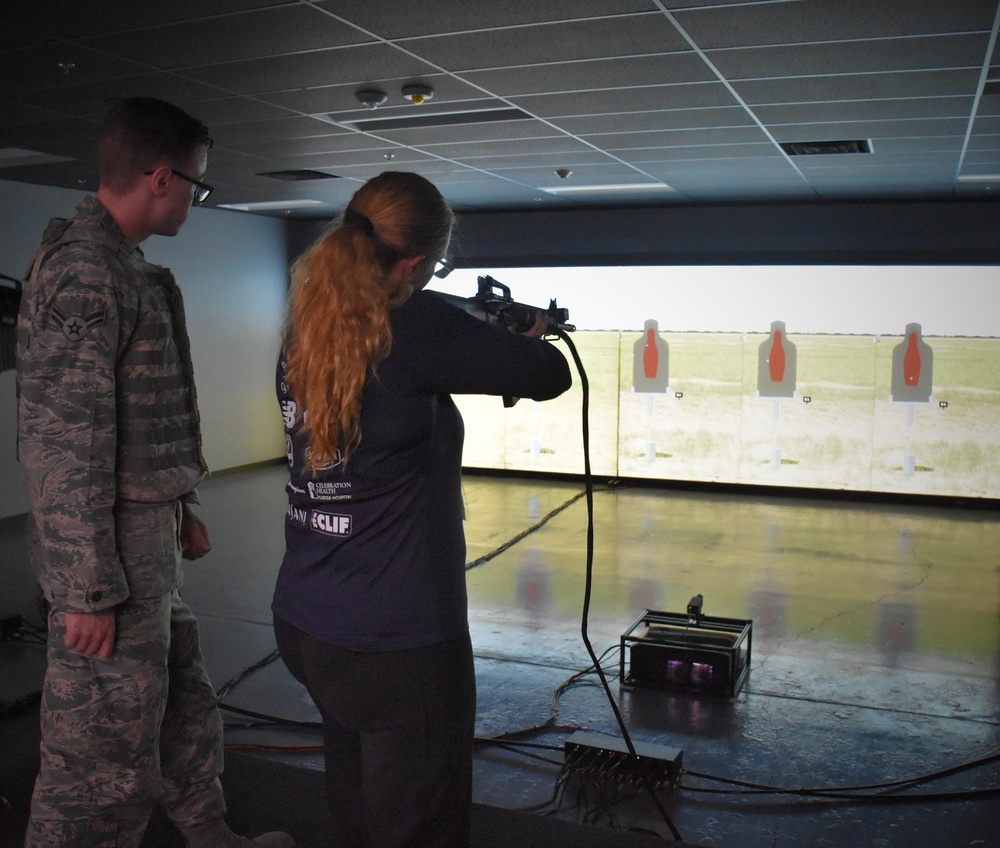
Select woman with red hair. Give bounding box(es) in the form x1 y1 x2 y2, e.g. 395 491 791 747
272 171 571 848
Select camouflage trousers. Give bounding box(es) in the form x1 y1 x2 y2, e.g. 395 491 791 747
25 591 227 847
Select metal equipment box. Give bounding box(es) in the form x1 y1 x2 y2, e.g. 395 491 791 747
620 608 752 699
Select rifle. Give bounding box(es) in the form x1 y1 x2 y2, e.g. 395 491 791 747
433 275 574 336
432 275 574 407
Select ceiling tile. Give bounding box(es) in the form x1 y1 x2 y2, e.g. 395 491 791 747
0 0 293 38
595 126 773 150
402 14 691 71
312 0 656 39
180 43 439 95
707 34 992 80
5 73 229 119
0 44 154 95
462 53 716 97
771 117 973 140
0 0 996 217
733 69 983 105
81 6 370 70
561 106 758 136
510 82 740 118
754 96 976 125
671 0 999 50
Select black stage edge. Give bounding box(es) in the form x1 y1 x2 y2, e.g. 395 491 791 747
1 708 703 848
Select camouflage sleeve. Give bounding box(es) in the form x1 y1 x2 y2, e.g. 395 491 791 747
17 246 134 612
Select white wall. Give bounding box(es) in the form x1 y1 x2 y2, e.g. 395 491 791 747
141 205 289 474
0 179 289 521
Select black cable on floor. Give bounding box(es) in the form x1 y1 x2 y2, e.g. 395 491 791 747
557 329 684 843
681 746 1000 802
555 332 630 744
218 701 320 729
465 488 589 571
214 648 281 701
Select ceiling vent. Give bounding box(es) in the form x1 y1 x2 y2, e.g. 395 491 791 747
780 139 872 156
334 107 530 133
257 169 342 181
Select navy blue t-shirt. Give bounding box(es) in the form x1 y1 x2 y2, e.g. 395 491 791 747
271 290 572 651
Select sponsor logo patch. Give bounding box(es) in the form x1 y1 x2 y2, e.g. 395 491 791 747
286 505 308 526
307 480 352 501
310 511 352 537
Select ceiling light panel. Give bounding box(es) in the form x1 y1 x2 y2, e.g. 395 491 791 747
543 182 676 195
0 148 74 167
217 199 332 212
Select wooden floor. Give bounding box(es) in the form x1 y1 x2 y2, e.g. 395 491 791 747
3 464 1000 847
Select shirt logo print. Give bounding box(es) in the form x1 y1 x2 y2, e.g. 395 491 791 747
310 511 352 537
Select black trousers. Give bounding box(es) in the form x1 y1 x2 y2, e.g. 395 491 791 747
273 616 476 848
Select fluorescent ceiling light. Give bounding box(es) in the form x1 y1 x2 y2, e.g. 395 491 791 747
543 182 675 196
0 147 73 167
957 174 1000 184
217 199 331 212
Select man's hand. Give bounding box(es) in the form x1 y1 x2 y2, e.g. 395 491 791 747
63 610 116 658
181 505 212 560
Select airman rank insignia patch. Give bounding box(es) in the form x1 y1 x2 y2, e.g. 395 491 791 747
52 305 107 341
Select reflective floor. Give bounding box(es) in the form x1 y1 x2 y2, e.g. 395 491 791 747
3 464 1000 847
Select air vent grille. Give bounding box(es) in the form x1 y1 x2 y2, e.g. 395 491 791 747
781 139 871 156
336 107 529 132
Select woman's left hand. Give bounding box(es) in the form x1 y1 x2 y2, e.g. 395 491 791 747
521 311 549 338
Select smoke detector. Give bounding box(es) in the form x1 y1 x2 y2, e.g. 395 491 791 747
402 84 434 105
355 89 388 110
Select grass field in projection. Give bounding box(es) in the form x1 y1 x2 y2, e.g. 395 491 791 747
457 331 1000 499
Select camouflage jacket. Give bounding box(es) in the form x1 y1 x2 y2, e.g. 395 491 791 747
16 196 207 612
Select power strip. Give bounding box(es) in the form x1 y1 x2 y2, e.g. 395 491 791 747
563 730 683 790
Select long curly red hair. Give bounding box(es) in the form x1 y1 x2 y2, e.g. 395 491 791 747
283 172 453 472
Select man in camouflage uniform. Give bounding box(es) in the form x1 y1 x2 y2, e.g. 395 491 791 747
16 97 294 848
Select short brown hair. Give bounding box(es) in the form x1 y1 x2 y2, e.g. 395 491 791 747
98 97 213 193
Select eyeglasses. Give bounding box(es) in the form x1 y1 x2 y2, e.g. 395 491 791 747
172 169 214 204
433 258 454 279
144 168 214 205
